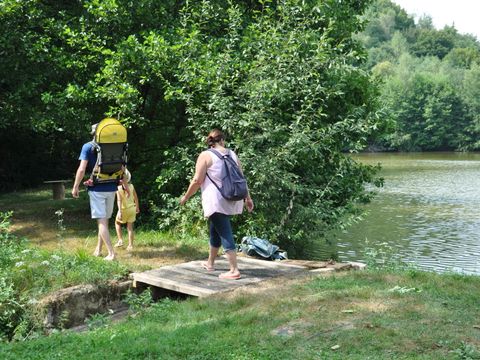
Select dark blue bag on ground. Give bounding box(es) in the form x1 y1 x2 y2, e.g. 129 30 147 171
206 148 248 201
240 236 288 260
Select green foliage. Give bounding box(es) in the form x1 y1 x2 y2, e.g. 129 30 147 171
358 0 414 48
462 64 480 147
362 0 480 151
0 277 22 342
123 289 153 313
451 342 480 360
381 56 471 151
84 312 111 331
161 0 383 255
2 0 383 255
85 314 110 330
363 238 411 271
410 25 457 59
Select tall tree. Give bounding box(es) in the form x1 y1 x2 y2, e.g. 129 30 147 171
160 0 383 254
1 0 383 255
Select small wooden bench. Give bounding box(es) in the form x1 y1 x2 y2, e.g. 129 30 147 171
43 180 71 200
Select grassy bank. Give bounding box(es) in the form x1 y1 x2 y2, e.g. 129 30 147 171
0 187 209 341
0 186 209 270
1 269 480 359
2 188 480 359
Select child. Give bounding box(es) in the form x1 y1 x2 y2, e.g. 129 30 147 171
114 169 140 251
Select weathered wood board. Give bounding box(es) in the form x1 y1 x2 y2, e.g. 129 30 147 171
132 256 308 297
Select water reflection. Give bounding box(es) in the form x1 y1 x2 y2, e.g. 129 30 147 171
321 152 480 275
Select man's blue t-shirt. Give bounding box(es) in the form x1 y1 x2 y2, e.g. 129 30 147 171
79 142 117 192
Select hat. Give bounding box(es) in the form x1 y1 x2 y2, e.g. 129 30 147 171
90 123 98 135
123 168 131 183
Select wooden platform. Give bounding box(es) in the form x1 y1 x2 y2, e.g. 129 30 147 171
132 256 308 297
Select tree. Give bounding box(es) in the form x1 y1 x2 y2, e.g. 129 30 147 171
411 25 457 59
381 55 471 151
361 0 480 152
462 64 480 148
1 0 383 256
160 0 383 255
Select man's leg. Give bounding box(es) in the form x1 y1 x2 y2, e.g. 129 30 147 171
93 233 102 257
98 218 115 260
89 191 105 257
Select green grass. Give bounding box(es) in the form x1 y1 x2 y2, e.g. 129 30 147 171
2 188 480 358
0 187 209 271
1 270 480 359
0 187 210 341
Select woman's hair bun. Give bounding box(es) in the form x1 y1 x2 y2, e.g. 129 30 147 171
206 129 225 147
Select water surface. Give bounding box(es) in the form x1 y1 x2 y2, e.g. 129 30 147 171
323 152 480 275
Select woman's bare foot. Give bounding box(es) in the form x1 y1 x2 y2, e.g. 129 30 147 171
126 245 133 251
218 271 241 280
201 261 215 271
104 254 115 261
93 248 102 257
114 240 124 247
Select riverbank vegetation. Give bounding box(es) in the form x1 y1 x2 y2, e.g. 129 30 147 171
2 264 480 359
0 187 210 341
0 210 128 341
361 0 480 151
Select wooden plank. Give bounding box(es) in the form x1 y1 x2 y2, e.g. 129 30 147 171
133 272 217 297
282 260 330 269
145 268 231 290
177 259 306 279
147 266 266 290
136 265 247 295
132 256 309 298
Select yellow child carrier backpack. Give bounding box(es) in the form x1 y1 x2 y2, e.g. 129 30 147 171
89 118 128 185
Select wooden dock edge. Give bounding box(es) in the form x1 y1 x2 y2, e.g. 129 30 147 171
131 258 366 298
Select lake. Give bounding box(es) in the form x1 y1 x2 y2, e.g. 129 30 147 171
320 152 480 275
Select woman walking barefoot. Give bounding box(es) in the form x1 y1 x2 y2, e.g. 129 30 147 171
179 129 254 279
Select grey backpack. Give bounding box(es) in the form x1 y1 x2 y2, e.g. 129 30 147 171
206 148 248 201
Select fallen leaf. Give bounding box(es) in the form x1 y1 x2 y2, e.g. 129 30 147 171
331 345 340 350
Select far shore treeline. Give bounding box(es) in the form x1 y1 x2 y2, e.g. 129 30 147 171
1 0 479 255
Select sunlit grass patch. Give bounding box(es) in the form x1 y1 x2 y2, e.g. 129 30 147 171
1 187 209 270
0 187 52 205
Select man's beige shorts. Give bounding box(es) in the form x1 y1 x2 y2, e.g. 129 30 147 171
88 191 115 219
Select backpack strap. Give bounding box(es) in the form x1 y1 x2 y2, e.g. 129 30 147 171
208 148 228 160
87 141 101 183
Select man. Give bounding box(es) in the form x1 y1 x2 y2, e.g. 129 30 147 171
71 124 117 260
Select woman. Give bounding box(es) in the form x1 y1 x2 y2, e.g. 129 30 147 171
180 129 254 280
